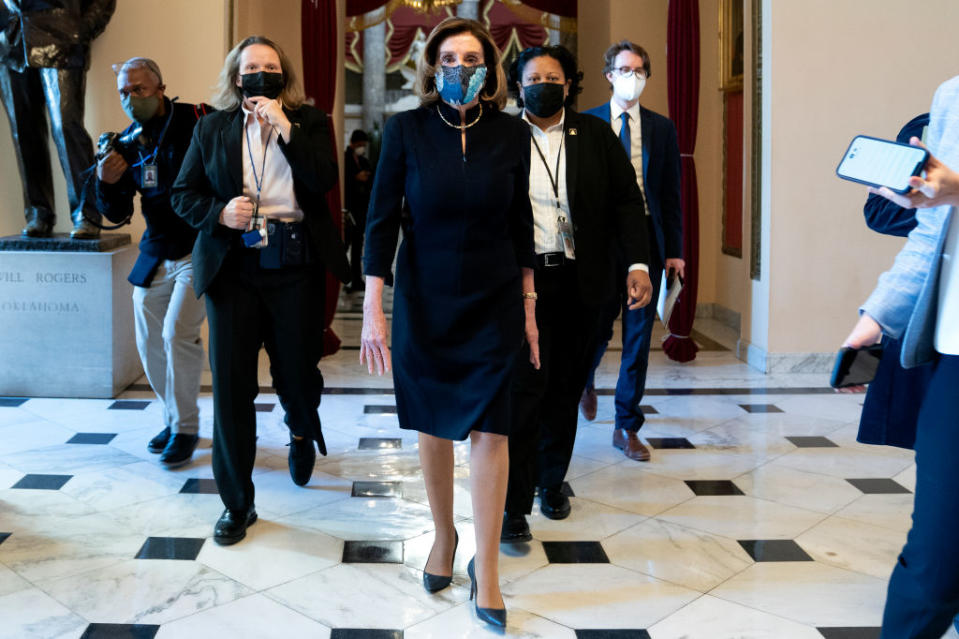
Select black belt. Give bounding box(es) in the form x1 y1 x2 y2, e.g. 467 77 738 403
536 252 569 268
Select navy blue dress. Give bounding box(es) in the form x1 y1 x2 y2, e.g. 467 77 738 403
364 101 535 440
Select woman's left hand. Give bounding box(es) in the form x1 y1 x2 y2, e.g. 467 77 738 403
249 97 292 140
524 299 540 370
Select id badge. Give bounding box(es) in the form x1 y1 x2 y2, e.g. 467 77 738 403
141 163 158 189
241 214 268 248
557 214 575 259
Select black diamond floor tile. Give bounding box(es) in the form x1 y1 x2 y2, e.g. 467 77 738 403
135 537 206 560
786 436 838 448
561 481 576 497
342 540 403 564
364 405 398 414
179 478 219 494
542 541 610 564
739 403 784 413
108 400 151 410
846 478 912 494
684 479 744 496
738 539 814 562
0 397 28 407
352 481 401 498
358 437 402 450
639 405 659 415
330 630 403 639
254 402 275 412
67 432 117 445
817 629 881 639
11 474 72 490
0 532 10 546
80 623 160 639
646 437 695 449
575 630 650 638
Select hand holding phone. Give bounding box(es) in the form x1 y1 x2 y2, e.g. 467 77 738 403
830 344 883 389
836 135 929 194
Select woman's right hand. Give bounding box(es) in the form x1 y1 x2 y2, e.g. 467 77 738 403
360 277 392 375
219 196 254 230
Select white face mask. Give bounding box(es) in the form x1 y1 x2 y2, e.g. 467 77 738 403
612 73 646 103
354 145 367 156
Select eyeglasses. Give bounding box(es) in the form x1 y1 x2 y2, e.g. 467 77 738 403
614 67 647 79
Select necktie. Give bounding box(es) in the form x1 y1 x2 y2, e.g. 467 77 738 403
619 111 631 157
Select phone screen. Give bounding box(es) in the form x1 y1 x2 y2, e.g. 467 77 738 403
836 136 928 193
829 345 883 388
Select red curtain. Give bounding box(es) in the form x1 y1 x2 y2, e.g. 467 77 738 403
664 0 700 362
347 0 390 16
302 0 345 357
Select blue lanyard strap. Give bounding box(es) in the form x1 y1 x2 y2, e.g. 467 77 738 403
244 118 274 223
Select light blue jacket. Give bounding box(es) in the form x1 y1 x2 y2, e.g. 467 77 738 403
861 76 959 368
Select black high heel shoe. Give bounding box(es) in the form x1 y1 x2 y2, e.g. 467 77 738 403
423 529 458 593
467 556 507 628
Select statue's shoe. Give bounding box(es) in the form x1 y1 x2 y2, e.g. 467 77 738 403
70 218 101 239
21 218 52 238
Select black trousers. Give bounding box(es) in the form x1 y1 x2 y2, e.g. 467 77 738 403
880 354 959 638
344 209 366 287
506 263 599 515
205 250 326 513
0 65 99 225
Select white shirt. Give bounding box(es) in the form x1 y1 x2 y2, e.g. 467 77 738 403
241 106 303 222
523 111 572 256
935 209 959 353
610 99 651 216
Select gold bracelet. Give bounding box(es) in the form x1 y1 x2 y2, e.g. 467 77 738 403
522 292 538 300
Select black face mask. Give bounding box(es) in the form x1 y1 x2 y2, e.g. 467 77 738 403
240 71 284 99
522 82 566 118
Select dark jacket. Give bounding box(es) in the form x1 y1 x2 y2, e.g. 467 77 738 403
95 99 208 286
0 0 115 71
857 112 934 451
343 146 372 219
584 101 682 264
170 104 350 297
529 108 650 306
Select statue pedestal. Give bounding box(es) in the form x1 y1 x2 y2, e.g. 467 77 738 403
0 234 142 398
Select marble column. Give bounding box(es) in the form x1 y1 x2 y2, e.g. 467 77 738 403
457 0 480 20
362 20 386 133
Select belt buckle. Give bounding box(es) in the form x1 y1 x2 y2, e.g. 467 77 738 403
544 253 563 268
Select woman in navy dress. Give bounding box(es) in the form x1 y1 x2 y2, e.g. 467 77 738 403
361 17 537 629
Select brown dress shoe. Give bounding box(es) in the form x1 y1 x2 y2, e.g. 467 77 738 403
613 428 651 462
579 386 598 421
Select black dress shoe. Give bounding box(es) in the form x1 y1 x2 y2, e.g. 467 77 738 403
288 436 316 486
500 513 532 543
21 217 52 238
467 556 507 628
148 426 171 454
214 506 257 545
539 487 571 520
423 529 458 593
159 433 199 468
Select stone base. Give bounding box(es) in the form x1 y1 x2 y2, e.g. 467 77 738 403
0 241 142 398
0 233 132 253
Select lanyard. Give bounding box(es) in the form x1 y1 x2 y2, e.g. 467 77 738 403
244 119 273 224
132 97 178 169
531 129 564 206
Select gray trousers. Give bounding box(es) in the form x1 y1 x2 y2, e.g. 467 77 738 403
132 255 206 435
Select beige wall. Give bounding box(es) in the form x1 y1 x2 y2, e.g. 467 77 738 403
761 0 959 355
234 0 304 88
0 0 230 239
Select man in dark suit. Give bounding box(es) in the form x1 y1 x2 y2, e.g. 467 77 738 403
502 45 652 541
579 40 683 463
343 128 372 292
171 36 350 545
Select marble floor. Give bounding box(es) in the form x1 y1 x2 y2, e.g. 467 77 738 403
0 301 954 639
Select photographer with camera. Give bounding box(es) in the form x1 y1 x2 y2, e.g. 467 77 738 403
96 57 212 468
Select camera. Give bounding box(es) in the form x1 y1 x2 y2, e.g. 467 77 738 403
96 124 143 165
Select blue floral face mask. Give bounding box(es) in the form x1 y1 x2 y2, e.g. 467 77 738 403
434 65 487 106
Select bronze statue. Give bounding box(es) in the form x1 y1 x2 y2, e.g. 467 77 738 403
0 0 115 238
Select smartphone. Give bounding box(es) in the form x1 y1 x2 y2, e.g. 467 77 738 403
829 344 884 389
836 135 928 194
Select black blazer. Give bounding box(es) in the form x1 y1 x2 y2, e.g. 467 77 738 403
171 105 350 296
584 102 682 263
531 108 650 306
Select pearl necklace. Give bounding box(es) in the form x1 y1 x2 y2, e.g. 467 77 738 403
436 102 483 130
